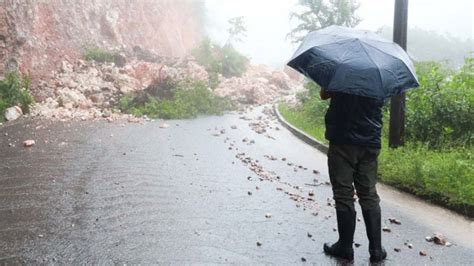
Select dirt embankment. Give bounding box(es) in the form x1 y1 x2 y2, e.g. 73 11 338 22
0 0 203 80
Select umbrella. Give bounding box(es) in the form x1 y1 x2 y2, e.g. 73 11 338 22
287 25 419 99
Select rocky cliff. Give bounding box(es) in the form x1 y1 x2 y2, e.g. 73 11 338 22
0 0 203 79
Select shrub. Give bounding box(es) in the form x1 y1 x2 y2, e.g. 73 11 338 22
192 37 249 83
119 80 233 119
84 47 125 67
0 73 33 121
406 59 474 147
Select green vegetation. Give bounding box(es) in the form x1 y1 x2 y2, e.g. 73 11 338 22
406 59 474 147
192 17 249 88
192 38 249 83
84 46 125 67
0 73 33 122
279 58 474 211
279 80 328 143
288 0 361 42
119 79 233 119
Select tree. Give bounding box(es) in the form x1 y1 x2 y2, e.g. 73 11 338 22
288 0 361 43
227 16 247 45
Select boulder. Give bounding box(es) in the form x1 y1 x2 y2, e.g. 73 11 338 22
4 106 23 121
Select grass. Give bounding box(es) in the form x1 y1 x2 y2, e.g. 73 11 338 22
278 102 474 214
119 80 234 119
278 104 327 144
0 73 33 122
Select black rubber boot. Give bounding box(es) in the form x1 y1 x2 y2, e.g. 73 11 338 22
323 210 356 262
362 208 387 263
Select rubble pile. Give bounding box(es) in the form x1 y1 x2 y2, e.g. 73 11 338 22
214 64 301 105
22 55 301 122
29 57 210 121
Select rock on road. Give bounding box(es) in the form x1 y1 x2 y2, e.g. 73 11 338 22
0 106 472 265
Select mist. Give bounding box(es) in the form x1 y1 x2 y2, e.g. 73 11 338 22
205 0 474 68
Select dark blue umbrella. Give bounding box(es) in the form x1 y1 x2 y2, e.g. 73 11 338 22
287 25 419 99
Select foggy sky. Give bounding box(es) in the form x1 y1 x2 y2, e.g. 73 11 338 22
205 0 474 67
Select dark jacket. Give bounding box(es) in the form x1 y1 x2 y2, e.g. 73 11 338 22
325 93 384 148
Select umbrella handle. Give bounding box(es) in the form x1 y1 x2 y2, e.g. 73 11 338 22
320 88 332 100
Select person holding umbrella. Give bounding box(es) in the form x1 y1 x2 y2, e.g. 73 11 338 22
288 25 419 263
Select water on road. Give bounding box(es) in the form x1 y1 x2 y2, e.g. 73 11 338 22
0 107 472 264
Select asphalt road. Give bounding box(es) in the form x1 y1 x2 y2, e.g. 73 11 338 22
0 106 472 265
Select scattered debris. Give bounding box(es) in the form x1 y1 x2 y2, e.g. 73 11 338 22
426 233 447 245
389 218 402 225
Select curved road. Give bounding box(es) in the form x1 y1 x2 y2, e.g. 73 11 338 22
0 106 472 265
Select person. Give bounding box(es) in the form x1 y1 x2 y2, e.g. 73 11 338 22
320 88 387 263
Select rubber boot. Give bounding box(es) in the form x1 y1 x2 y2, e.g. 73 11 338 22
362 208 387 263
323 210 356 262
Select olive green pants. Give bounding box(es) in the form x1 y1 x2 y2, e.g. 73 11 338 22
327 144 381 212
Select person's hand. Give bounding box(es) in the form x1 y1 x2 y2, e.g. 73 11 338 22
320 88 332 100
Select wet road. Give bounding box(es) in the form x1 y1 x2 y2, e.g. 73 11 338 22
0 107 473 265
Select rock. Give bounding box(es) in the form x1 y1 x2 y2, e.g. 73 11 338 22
23 140 35 147
265 213 272 218
419 250 427 256
159 123 170 128
382 227 391 232
394 248 401 252
61 60 74 73
432 233 447 245
89 94 105 104
4 106 23 121
389 218 402 225
256 241 262 247
58 88 86 107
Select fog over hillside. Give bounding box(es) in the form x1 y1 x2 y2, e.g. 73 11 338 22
205 0 473 68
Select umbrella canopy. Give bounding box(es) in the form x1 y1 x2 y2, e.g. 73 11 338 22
287 25 419 99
